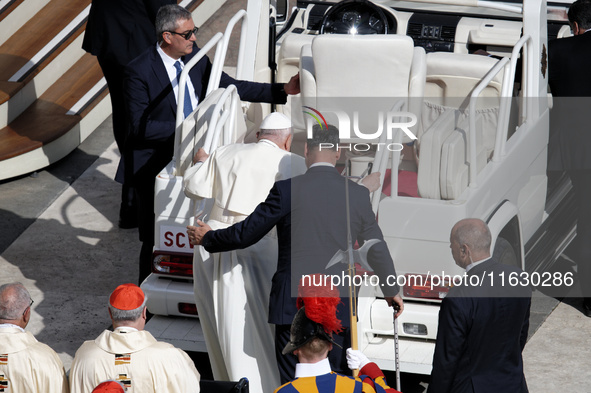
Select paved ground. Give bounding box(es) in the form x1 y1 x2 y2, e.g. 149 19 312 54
0 120 140 370
523 296 591 391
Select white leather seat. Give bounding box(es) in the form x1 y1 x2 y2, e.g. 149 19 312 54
302 34 425 97
417 52 503 200
421 52 502 144
277 33 315 88
299 34 426 142
424 52 503 100
416 109 455 199
275 33 316 133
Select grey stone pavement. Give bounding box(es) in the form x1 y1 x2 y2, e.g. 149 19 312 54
0 119 140 371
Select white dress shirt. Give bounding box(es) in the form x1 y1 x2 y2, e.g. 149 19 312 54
0 323 25 332
156 44 198 110
309 162 335 168
466 257 491 272
294 357 333 378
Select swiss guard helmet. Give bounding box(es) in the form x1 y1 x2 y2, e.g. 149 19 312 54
282 274 343 355
282 306 335 354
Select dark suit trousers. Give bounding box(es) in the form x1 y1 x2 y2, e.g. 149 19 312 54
97 56 136 220
135 174 156 284
569 170 591 305
275 324 351 384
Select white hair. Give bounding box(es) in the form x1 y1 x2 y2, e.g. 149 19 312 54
108 297 147 322
259 127 291 139
0 283 30 320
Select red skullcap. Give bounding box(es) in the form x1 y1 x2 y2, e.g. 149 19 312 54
92 381 125 393
109 283 145 310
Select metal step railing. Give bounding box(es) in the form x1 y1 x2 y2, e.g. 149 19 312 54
174 10 249 174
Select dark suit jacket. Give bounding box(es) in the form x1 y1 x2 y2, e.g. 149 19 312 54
547 32 591 170
84 0 176 174
428 258 531 393
83 0 172 66
123 44 287 183
201 165 399 326
123 44 287 241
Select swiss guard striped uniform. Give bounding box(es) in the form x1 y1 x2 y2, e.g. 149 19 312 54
274 362 399 393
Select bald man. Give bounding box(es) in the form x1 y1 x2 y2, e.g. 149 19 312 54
0 282 68 393
428 219 531 393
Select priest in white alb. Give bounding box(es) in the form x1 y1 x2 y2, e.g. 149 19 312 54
69 283 200 393
0 282 69 393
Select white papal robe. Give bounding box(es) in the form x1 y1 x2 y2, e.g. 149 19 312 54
69 328 200 393
184 140 306 393
0 327 69 393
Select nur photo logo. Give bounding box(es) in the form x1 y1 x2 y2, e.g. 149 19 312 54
302 106 329 129
301 105 418 152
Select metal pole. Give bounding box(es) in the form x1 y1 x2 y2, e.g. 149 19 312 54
394 311 401 391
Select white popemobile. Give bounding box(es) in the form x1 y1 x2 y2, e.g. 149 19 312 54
141 0 576 375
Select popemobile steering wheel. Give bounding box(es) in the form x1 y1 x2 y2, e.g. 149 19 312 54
319 0 392 35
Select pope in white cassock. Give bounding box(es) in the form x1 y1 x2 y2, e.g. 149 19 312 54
69 283 200 393
183 112 306 393
0 282 69 393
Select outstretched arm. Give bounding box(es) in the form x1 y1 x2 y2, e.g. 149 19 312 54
219 71 299 105
187 181 290 252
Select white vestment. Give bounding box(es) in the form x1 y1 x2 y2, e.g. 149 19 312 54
184 140 306 393
0 327 69 393
69 328 200 393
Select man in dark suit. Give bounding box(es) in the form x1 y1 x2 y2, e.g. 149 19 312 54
428 219 531 393
125 4 300 284
548 0 591 316
188 124 403 383
83 0 175 228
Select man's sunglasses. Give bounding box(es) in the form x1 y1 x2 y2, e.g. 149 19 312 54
167 27 199 40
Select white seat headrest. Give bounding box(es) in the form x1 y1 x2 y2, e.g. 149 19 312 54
311 34 416 97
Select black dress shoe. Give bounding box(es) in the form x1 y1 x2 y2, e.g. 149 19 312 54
583 302 591 318
118 216 138 229
119 202 138 229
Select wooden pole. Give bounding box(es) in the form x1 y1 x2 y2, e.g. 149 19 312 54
345 161 359 377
